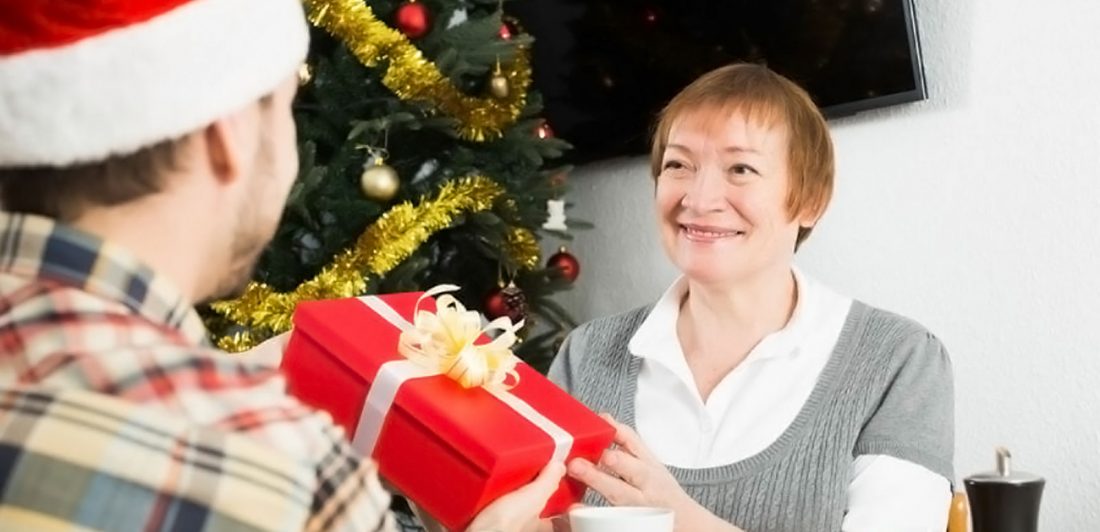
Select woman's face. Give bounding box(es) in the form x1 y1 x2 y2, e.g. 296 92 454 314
655 107 811 288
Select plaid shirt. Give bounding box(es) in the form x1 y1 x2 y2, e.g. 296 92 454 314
0 212 395 531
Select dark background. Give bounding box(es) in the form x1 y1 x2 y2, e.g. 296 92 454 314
509 0 925 163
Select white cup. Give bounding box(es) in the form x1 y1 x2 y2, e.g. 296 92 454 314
568 506 674 532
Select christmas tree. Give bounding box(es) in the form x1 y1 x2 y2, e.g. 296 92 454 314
205 0 584 373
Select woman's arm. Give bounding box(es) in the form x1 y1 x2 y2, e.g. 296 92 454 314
842 455 952 531
845 330 956 531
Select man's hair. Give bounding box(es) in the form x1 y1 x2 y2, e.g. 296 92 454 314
0 139 188 222
0 94 275 223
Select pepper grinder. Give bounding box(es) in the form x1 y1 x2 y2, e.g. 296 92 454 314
964 447 1045 532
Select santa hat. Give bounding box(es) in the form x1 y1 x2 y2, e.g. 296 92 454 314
0 0 309 168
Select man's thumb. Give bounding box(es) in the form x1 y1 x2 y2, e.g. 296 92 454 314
529 461 567 497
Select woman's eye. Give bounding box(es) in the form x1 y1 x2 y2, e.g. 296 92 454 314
662 160 686 171
729 163 759 175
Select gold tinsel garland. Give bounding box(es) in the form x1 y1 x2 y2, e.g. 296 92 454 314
305 0 532 141
504 227 540 270
218 331 259 354
212 175 541 351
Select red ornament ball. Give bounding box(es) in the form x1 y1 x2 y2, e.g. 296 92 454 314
535 122 554 139
499 23 513 40
547 247 580 283
483 282 527 323
395 1 431 38
483 288 508 319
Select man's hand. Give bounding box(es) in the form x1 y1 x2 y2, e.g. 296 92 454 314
242 332 291 368
466 461 566 532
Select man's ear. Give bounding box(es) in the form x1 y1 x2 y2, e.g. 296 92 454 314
204 118 242 185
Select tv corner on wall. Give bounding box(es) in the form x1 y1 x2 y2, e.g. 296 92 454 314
510 0 927 164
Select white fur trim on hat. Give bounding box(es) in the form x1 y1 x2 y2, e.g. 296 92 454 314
0 0 309 167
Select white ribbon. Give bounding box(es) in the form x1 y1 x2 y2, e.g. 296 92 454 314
352 294 574 463
484 387 574 465
352 359 438 457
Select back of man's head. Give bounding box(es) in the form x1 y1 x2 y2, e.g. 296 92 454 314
0 0 309 221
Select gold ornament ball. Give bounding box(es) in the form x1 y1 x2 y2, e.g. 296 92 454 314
489 74 510 99
360 163 400 201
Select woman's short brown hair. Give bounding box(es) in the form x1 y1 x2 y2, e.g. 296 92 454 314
650 63 835 248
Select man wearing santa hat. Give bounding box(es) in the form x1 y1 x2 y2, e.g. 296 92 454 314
0 1 562 530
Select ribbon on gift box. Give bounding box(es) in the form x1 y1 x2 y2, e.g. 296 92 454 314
399 285 523 390
351 285 574 465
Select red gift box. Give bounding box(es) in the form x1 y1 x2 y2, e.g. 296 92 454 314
282 291 615 531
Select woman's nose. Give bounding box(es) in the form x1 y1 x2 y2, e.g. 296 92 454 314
681 167 727 213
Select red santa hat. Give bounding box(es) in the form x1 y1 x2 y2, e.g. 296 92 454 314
0 0 310 168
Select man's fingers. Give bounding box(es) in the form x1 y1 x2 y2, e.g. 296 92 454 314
536 461 568 489
467 461 566 532
519 461 567 503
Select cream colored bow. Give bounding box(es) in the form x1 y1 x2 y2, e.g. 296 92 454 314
398 284 523 389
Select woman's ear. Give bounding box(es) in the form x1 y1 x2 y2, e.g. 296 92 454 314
797 201 825 229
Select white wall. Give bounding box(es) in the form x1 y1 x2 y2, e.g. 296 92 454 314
551 0 1100 529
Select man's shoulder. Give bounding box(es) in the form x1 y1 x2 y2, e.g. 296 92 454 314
2 273 165 338
1 273 351 462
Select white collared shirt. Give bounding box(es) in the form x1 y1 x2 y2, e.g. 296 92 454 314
630 268 951 531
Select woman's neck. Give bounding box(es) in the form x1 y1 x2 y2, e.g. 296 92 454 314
682 267 798 341
677 267 799 401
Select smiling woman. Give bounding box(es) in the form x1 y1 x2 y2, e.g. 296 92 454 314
648 64 834 252
549 63 956 532
655 112 809 292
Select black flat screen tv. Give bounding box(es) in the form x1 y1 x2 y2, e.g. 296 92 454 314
510 0 927 163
